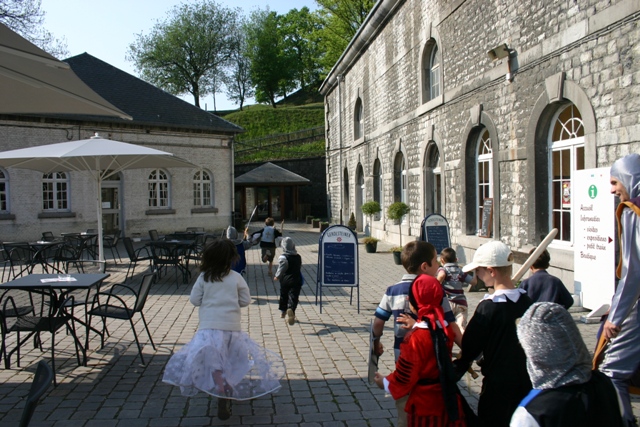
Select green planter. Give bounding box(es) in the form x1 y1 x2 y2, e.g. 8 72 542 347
392 251 402 265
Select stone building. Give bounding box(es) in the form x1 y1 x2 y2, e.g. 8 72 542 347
0 53 243 241
320 0 640 295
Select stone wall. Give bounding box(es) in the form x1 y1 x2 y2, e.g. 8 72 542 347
321 0 640 292
0 119 234 241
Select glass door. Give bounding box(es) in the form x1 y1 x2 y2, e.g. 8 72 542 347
101 174 122 234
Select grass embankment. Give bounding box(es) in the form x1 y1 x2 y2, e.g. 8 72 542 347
224 103 325 163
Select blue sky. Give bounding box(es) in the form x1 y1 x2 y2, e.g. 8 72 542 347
41 0 319 111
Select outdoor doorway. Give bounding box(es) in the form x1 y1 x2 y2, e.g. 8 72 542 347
101 173 122 234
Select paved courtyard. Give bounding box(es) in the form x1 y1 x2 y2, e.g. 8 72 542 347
0 221 638 426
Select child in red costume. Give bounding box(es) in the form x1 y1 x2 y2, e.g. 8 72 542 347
374 273 467 426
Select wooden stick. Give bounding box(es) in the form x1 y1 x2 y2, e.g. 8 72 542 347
511 228 558 284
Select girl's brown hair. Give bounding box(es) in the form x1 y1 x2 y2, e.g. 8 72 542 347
200 239 239 282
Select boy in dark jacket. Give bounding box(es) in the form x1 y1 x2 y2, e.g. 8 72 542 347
519 248 573 309
274 237 302 325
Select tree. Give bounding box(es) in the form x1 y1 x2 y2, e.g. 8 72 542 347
280 7 323 92
222 23 253 111
315 0 375 77
245 9 294 108
0 0 68 58
127 0 240 108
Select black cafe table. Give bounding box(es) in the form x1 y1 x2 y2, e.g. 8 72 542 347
0 273 110 366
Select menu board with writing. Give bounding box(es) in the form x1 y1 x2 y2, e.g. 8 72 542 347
421 214 451 254
316 225 359 313
479 198 493 237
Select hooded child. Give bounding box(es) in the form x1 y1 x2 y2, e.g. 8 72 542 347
274 237 302 326
511 302 623 427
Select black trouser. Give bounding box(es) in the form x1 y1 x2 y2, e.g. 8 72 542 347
279 278 302 313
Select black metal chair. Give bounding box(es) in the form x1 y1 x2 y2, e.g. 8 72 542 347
4 242 34 280
0 289 83 386
122 237 154 282
148 229 160 241
41 231 57 242
19 360 54 427
87 273 156 365
103 230 122 262
52 237 82 273
148 241 188 287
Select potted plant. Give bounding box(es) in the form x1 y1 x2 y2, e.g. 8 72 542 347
390 246 403 265
348 212 357 230
312 218 321 228
320 221 330 232
306 215 314 224
361 200 381 235
387 202 410 247
362 236 380 253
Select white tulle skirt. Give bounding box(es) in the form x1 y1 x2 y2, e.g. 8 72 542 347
162 329 285 400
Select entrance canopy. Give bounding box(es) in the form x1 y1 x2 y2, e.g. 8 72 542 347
235 162 311 186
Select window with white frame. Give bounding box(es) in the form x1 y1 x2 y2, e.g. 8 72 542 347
477 129 493 235
148 169 170 207
550 104 585 243
42 172 69 211
193 170 214 207
373 159 382 219
0 169 8 212
394 152 407 204
354 98 364 140
422 40 441 103
424 143 441 215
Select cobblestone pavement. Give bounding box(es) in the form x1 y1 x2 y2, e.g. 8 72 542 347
0 222 638 426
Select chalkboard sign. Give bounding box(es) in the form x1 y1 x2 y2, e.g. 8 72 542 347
479 198 493 237
316 225 359 313
323 242 356 285
421 214 451 254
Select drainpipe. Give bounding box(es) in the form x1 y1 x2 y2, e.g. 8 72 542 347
337 74 344 225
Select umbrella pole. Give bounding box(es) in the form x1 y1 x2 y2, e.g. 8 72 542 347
96 163 105 264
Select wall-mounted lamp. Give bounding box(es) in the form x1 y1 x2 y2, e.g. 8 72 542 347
487 43 510 61
487 43 513 82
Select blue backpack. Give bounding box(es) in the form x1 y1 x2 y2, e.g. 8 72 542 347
231 243 247 275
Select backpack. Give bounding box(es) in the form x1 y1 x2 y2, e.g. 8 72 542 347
231 243 246 274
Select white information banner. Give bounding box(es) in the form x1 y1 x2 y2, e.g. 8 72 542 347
573 168 615 310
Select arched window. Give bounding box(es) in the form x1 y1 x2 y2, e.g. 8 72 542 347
354 97 364 140
148 169 170 207
550 104 585 242
0 168 8 212
424 143 441 215
373 159 382 219
193 170 214 207
422 40 441 103
477 129 493 235
42 172 69 211
394 152 407 203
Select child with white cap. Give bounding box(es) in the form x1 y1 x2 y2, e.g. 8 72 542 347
453 240 533 427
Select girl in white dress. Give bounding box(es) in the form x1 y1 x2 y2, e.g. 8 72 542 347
162 239 285 420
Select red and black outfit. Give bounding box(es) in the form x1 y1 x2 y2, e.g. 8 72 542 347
384 275 468 427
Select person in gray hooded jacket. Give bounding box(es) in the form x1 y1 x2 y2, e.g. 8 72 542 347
274 237 302 325
510 302 623 427
601 153 640 426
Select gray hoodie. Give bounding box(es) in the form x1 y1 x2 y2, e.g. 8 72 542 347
274 237 297 278
517 302 591 389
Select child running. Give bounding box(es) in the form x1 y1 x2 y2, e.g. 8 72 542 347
162 239 285 421
274 237 302 325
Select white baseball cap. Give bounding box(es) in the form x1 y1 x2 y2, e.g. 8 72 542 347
462 240 514 272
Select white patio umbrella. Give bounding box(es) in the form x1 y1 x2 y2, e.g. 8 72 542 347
0 133 197 263
0 23 131 119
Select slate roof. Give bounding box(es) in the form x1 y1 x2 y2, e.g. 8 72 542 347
60 53 244 134
235 162 311 185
